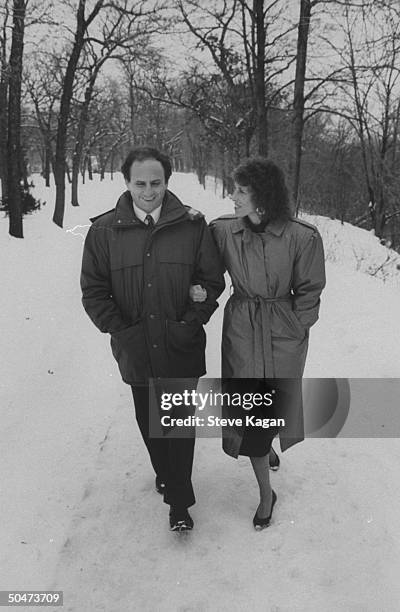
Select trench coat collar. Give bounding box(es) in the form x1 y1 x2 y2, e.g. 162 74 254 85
231 216 289 237
112 189 187 227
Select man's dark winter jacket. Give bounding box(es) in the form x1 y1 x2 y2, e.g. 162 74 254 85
80 189 225 384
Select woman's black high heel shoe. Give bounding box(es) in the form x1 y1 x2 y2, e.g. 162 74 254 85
253 490 277 530
269 447 280 471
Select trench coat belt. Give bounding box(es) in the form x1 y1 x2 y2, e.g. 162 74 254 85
231 293 292 377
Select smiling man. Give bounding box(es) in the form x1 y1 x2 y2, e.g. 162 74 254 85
80 147 225 532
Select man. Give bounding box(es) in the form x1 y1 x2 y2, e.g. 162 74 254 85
80 147 225 531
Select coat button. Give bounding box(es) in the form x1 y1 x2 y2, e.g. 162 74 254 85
149 314 155 319
146 252 151 257
147 282 152 287
152 343 158 348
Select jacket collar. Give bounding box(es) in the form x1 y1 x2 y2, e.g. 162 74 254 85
231 216 289 237
112 190 187 227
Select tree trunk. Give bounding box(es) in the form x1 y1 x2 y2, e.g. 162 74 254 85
44 142 51 186
87 154 93 180
291 0 311 216
253 0 268 156
81 156 86 184
71 68 99 206
21 149 28 189
0 4 9 205
7 0 25 239
373 207 386 239
65 162 71 184
53 0 86 227
98 145 103 179
344 4 376 228
71 155 79 205
100 158 106 180
129 75 135 142
0 77 8 203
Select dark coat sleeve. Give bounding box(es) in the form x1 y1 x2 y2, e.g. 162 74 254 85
292 229 326 329
80 225 129 334
182 219 225 325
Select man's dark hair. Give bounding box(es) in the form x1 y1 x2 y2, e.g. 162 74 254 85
232 158 292 221
121 147 172 183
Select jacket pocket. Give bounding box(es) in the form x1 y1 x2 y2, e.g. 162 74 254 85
288 309 308 340
110 321 150 383
277 306 308 340
166 319 206 377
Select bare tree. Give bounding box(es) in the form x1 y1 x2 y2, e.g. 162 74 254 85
53 0 104 227
89 78 131 178
70 5 159 206
289 0 354 213
53 0 167 225
0 1 10 204
338 0 400 238
7 0 27 238
24 52 63 185
291 0 312 214
178 0 295 157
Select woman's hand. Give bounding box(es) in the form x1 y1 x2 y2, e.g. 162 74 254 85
189 284 208 303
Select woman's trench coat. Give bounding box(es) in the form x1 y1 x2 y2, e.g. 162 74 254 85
210 215 326 457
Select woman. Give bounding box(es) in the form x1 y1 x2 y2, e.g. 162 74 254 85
191 158 325 529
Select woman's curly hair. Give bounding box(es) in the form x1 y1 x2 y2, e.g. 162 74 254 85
232 158 292 222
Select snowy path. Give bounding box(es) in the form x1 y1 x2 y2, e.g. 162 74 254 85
1 173 400 611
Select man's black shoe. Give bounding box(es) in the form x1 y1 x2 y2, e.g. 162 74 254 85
155 476 166 495
169 507 194 532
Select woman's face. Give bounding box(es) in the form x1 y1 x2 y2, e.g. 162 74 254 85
231 182 257 217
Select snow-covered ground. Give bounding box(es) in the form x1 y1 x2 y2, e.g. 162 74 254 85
1 173 400 611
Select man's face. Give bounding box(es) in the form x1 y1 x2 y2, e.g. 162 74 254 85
126 159 167 213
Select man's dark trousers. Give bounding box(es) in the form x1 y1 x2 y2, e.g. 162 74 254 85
131 380 197 509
